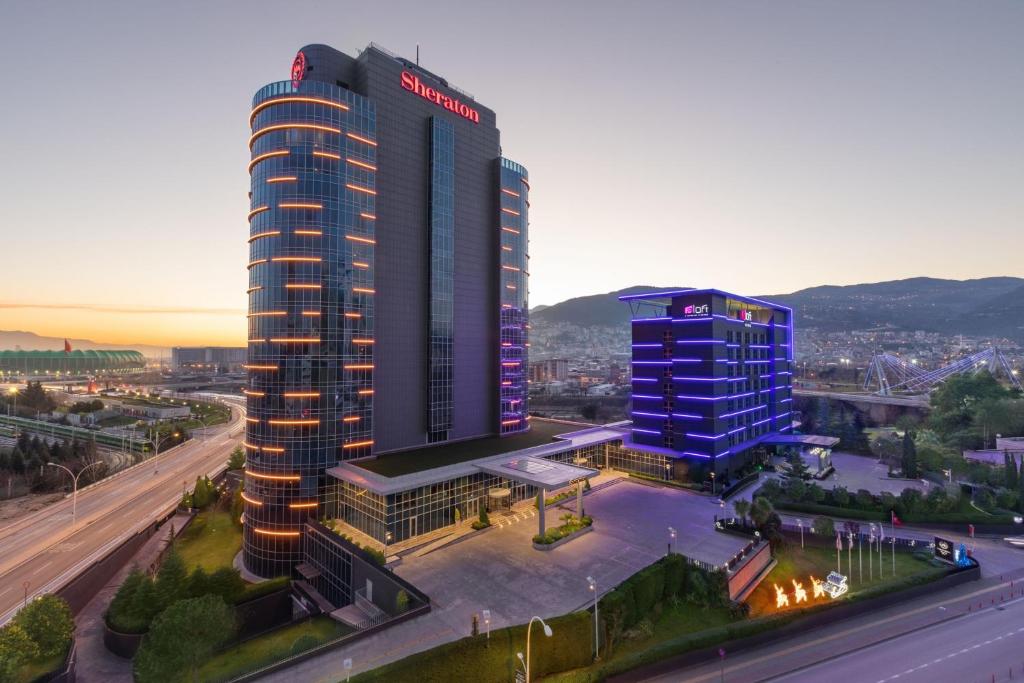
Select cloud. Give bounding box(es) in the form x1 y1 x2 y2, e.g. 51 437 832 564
0 303 244 316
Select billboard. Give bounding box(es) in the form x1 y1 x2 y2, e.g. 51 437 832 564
934 536 955 564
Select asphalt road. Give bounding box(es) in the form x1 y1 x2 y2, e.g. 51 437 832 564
0 396 245 624
772 595 1024 683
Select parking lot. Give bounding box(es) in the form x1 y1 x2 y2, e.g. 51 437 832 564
827 452 931 496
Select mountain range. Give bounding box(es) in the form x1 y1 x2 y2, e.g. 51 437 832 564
532 277 1024 340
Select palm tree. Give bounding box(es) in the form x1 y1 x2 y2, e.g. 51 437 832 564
733 499 751 526
749 496 775 528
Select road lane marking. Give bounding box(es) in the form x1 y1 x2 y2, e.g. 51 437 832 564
31 560 53 576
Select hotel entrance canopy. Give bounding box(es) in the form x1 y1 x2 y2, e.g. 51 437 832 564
475 456 597 490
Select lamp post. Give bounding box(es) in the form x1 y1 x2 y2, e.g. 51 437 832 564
482 609 491 644
6 387 16 416
384 530 392 559
710 471 716 495
150 429 180 476
587 576 599 660
668 526 676 555
524 615 553 682
796 518 804 548
47 461 103 529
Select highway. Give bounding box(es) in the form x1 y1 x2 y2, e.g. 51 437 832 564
792 388 930 408
0 395 245 625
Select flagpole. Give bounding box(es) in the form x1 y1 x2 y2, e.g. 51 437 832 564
858 533 862 584
847 532 852 579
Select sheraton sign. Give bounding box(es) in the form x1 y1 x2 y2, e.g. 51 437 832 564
400 71 480 124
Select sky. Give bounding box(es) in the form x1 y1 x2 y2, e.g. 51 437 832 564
0 0 1021 347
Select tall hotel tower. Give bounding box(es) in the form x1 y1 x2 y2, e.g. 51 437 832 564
244 44 529 576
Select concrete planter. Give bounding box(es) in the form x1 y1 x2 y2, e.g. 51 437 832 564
533 524 593 551
103 622 145 659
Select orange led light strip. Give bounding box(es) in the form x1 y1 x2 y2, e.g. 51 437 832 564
294 230 322 236
357 389 374 395
272 256 322 262
244 417 259 424
249 230 281 243
501 208 520 216
268 418 319 425
342 416 361 423
240 492 262 506
243 364 278 370
352 338 374 345
501 188 521 197
313 150 341 160
249 96 350 125
288 502 318 509
283 391 319 398
502 419 522 426
285 283 321 289
345 183 377 195
267 176 297 184
242 389 265 396
344 364 374 370
243 442 259 450
248 311 286 317
269 337 320 343
262 445 285 453
345 235 375 245
248 149 288 173
248 207 268 220
346 132 377 146
301 311 320 316
360 212 376 220
246 471 300 481
352 261 369 269
249 123 341 148
346 157 377 171
246 286 263 294
247 259 267 268
252 528 301 537
342 440 374 449
344 312 362 318
352 287 375 294
502 265 521 272
501 227 520 234
279 202 322 210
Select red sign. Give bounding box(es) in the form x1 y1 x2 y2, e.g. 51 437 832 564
291 51 306 88
400 71 480 124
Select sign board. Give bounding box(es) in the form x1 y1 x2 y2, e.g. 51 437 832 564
934 536 955 564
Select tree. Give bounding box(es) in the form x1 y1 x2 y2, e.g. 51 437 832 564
478 505 490 527
733 499 751 525
226 446 245 471
901 431 918 479
0 623 39 681
155 546 189 610
787 452 810 479
749 496 774 527
784 477 807 502
807 483 826 503
812 516 835 537
187 567 210 599
832 486 850 507
133 595 236 683
191 476 211 509
230 487 243 526
12 595 74 659
854 489 875 509
1005 453 1019 491
206 568 245 604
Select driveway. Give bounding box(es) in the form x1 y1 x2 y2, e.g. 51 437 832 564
260 477 751 682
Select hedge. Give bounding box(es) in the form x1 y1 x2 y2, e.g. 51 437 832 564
350 611 592 682
771 500 1018 525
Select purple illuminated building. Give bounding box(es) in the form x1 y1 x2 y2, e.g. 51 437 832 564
621 289 794 478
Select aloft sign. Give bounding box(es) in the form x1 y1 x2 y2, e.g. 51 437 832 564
400 71 480 124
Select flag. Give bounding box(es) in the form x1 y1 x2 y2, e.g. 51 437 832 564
64 339 72 353
836 532 842 550
891 511 902 527
879 524 885 543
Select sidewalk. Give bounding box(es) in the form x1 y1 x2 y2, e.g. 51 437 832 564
73 511 193 683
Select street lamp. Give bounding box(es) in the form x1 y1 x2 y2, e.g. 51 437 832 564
150 430 180 475
796 519 804 548
524 616 553 682
47 461 103 529
709 471 716 495
7 387 17 416
586 576 599 660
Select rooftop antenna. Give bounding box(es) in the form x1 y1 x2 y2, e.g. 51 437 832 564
416 44 420 65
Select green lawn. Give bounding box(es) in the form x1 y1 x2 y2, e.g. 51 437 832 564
746 544 946 616
195 616 353 683
176 510 241 573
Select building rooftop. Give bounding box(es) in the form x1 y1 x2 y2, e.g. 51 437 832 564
354 419 589 478
328 420 627 495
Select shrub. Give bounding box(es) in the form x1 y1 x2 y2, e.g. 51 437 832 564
832 486 850 507
207 567 246 604
812 516 835 537
395 589 410 614
662 553 686 601
13 595 74 658
155 546 189 609
0 623 39 681
630 564 665 618
900 487 923 513
227 446 245 470
807 483 826 503
855 489 875 509
134 595 236 683
107 568 151 633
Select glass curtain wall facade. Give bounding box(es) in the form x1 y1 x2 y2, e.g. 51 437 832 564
498 158 530 435
427 117 455 443
624 290 793 478
244 78 377 577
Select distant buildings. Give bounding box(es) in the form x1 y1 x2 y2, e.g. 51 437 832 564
0 350 145 377
529 358 568 383
171 347 246 373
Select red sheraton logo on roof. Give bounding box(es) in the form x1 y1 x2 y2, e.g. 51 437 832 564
400 71 480 124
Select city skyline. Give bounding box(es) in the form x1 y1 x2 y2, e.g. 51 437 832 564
2 1 1022 347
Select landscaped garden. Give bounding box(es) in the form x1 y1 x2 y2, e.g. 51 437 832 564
533 512 593 545
745 543 946 616
193 616 353 683
176 509 241 573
